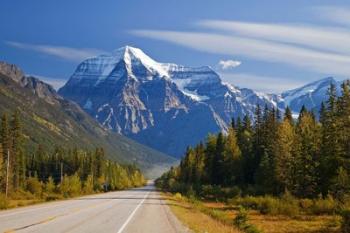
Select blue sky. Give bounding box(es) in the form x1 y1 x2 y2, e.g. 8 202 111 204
1 0 350 93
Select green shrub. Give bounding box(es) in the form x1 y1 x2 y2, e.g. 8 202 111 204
229 196 263 209
200 185 223 199
0 194 8 209
9 189 36 200
174 192 183 201
69 174 82 197
259 196 279 215
45 193 63 201
83 175 94 194
234 206 249 227
186 186 196 199
310 195 336 215
229 195 299 217
207 209 229 222
299 199 313 209
341 209 350 233
26 177 43 196
45 176 56 194
234 206 262 233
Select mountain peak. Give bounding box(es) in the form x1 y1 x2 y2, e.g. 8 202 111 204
0 61 24 83
112 45 169 78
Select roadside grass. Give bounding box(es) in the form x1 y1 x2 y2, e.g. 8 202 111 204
163 192 242 233
163 192 342 233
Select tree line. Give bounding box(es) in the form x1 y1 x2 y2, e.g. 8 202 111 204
0 111 145 199
157 81 350 200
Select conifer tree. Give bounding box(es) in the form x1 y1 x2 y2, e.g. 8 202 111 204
213 132 225 185
284 106 293 124
225 127 242 185
320 83 342 195
11 110 23 190
1 114 11 193
295 109 321 198
204 134 216 184
239 115 254 184
274 115 297 193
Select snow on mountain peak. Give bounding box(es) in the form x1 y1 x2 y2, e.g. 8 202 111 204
281 77 336 107
113 46 169 78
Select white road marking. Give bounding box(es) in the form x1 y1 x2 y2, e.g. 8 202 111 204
116 191 150 233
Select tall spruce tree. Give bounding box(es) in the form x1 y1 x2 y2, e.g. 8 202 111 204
274 113 297 194
212 132 225 185
295 109 321 198
320 83 342 195
225 127 242 185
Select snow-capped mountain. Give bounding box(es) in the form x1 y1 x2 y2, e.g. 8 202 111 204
279 77 341 115
59 46 275 157
59 45 346 157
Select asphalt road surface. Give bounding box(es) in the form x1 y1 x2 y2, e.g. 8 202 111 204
0 182 189 233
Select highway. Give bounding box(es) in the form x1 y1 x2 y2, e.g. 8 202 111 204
0 183 189 233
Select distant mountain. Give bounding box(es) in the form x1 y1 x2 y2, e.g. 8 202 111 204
278 77 342 115
58 46 347 157
59 46 276 157
0 61 176 178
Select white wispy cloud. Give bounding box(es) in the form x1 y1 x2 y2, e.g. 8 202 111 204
218 59 241 70
313 6 350 26
131 29 350 76
6 41 104 62
219 72 305 93
198 20 350 55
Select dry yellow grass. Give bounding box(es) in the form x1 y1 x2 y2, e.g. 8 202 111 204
8 199 42 208
163 193 242 233
163 193 342 233
248 212 340 233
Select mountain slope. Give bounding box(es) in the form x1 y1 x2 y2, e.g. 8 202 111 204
59 46 275 157
279 77 341 114
0 61 176 178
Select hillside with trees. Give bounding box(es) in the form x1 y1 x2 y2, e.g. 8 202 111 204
0 110 145 208
157 81 350 232
0 62 176 178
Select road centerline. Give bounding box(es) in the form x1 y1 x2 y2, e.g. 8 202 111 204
116 191 150 233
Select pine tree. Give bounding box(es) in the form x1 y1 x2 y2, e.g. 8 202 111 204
11 110 24 190
337 81 350 173
0 144 4 192
193 143 205 186
204 134 216 184
212 132 225 185
1 114 12 193
252 105 263 184
319 83 342 195
295 110 321 198
284 106 293 124
239 115 254 184
225 127 242 185
274 116 297 194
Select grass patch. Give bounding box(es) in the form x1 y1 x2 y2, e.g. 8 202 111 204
163 192 342 233
164 192 242 233
228 193 340 217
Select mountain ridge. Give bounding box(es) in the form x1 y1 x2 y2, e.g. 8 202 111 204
0 61 177 178
58 45 345 157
